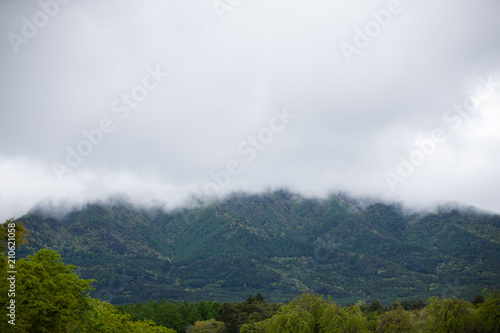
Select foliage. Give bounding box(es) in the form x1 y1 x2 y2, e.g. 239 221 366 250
216 293 277 333
368 299 384 314
186 318 226 332
84 297 175 332
476 290 500 333
240 294 370 333
118 298 221 333
376 301 415 332
85 297 133 332
0 248 94 332
257 294 318 332
2 225 499 333
16 191 500 305
425 296 478 332
235 292 500 333
129 320 176 333
0 224 173 333
473 294 485 306
319 303 370 332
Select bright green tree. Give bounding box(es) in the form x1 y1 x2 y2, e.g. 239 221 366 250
240 294 320 332
425 296 478 333
319 303 370 333
186 318 226 332
261 307 315 333
85 297 134 332
129 319 176 333
0 249 94 332
86 297 176 332
376 301 415 332
477 290 500 333
241 294 370 333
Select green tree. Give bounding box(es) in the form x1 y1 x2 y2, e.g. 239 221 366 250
85 297 135 332
240 322 265 333
261 307 314 333
0 221 174 333
1 247 175 332
196 300 221 320
243 294 370 333
240 294 320 333
425 296 478 333
217 294 276 333
376 301 415 332
472 294 485 306
410 299 426 311
260 293 330 333
368 299 385 314
0 249 94 332
318 302 370 333
129 319 176 333
186 318 226 332
86 297 176 332
477 290 500 333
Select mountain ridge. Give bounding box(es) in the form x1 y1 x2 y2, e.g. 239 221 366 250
15 190 500 305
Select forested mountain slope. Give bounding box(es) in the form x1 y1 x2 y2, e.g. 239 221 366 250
17 190 500 305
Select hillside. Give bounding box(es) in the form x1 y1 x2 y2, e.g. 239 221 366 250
16 190 500 305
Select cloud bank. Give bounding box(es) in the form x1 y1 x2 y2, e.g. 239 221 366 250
1 0 500 220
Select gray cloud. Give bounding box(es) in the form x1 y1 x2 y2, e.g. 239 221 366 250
1 0 500 220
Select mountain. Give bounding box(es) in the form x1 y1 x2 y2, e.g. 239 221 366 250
16 190 500 305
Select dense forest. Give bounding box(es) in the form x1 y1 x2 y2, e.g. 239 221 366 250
0 221 173 332
15 190 500 305
116 291 500 332
0 223 499 332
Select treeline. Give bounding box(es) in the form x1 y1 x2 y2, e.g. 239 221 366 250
116 299 221 333
118 292 500 333
238 292 500 332
117 293 277 333
2 220 499 332
17 193 500 305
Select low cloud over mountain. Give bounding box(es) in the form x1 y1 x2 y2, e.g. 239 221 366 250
1 0 500 220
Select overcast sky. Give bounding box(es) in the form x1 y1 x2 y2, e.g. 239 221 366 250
1 0 500 220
